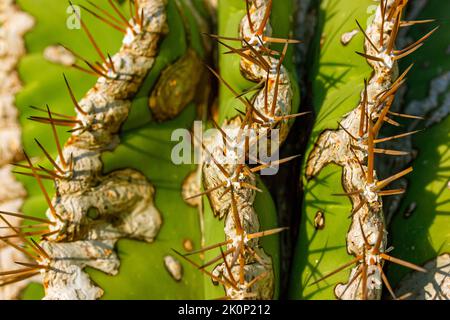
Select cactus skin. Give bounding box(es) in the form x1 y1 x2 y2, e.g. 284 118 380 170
386 0 449 298
11 0 210 299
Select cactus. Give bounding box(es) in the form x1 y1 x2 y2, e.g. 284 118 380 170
290 0 448 300
0 0 447 301
177 0 301 300
1 0 212 300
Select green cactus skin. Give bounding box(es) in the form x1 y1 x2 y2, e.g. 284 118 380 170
14 0 210 299
386 0 450 292
289 0 374 300
388 116 450 289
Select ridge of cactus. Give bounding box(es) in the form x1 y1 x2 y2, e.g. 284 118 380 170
3 0 211 300
290 0 439 300
177 0 301 300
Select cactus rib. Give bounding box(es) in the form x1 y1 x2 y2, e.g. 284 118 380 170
304 0 436 299
1 0 168 300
